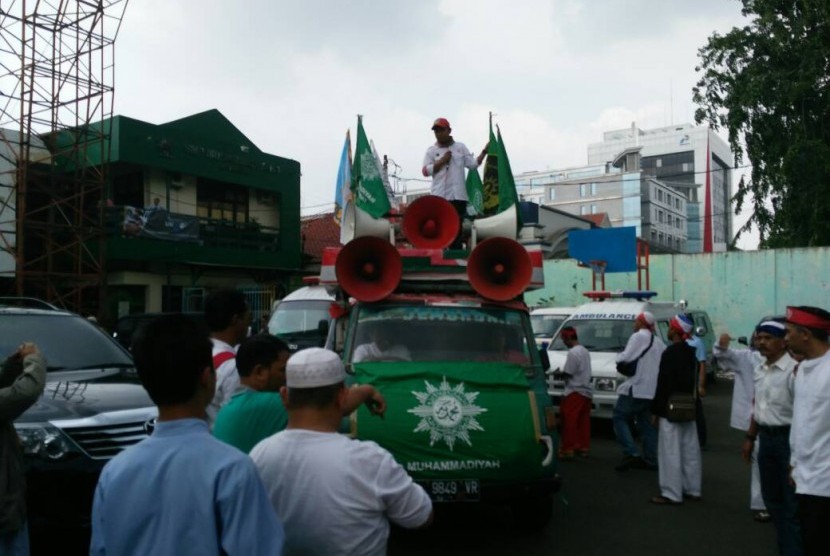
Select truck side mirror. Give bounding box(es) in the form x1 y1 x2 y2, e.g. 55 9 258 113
318 319 330 336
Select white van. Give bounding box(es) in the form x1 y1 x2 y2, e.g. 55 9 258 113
531 307 577 350
267 285 336 353
546 292 682 418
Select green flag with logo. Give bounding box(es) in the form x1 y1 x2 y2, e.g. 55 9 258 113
480 116 522 226
465 167 484 216
352 361 543 481
352 116 391 219
481 121 500 217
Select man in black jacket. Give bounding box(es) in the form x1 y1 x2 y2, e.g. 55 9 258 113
650 315 702 505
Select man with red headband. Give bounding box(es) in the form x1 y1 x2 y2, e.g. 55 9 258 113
612 311 665 471
421 117 488 249
650 314 701 505
740 319 802 556
785 306 830 556
554 327 592 459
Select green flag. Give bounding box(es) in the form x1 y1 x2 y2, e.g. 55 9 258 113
352 116 391 218
352 361 543 481
496 126 521 220
481 121 500 216
465 167 484 216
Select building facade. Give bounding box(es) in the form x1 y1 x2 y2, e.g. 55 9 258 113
587 122 733 252
0 110 305 323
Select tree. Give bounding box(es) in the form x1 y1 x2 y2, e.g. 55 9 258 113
693 0 830 248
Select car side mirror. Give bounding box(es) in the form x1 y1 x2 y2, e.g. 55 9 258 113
737 336 748 346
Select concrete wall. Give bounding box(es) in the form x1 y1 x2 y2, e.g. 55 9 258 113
525 247 830 338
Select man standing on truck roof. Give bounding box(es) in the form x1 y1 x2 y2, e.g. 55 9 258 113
421 117 488 249
251 348 432 556
613 311 666 471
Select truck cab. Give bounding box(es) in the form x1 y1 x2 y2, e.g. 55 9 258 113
321 196 560 529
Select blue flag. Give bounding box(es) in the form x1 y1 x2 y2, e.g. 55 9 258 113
333 130 352 226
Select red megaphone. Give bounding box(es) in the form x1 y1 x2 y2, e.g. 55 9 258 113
467 237 532 301
401 195 460 249
335 237 402 302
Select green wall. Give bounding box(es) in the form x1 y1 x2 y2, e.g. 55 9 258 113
525 247 830 338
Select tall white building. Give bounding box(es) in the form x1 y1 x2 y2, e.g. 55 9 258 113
515 148 690 254
587 122 733 252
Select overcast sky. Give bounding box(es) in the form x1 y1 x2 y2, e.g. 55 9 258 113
115 0 756 248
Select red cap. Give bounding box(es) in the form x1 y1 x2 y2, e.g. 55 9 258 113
431 118 451 130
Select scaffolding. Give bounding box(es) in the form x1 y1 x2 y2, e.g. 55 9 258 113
0 0 128 315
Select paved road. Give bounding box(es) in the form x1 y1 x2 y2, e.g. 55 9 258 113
389 378 779 556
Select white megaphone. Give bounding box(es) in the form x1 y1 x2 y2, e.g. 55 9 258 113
469 204 518 248
341 203 394 244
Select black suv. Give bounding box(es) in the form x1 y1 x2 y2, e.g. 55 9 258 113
0 299 156 547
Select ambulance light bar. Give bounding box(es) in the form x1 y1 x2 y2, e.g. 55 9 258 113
582 290 658 301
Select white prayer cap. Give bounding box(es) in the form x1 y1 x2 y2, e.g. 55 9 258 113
286 348 345 388
635 311 656 328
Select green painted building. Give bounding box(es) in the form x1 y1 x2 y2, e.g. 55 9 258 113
90 110 302 320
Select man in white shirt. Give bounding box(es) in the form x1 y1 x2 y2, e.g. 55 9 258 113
739 320 802 556
555 326 593 459
713 331 769 522
251 348 433 556
785 306 830 556
353 325 411 363
421 117 487 249
613 312 666 471
205 289 252 423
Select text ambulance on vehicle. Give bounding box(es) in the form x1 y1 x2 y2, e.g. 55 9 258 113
321 196 561 530
546 291 681 418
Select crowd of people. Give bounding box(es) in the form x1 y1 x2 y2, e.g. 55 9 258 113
603 306 830 556
87 289 431 556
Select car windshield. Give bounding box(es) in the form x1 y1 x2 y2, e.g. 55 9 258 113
269 300 331 336
531 314 567 338
347 304 539 366
549 319 633 352
0 313 133 371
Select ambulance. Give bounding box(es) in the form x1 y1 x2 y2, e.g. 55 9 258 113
267 282 335 353
546 291 682 418
531 306 577 350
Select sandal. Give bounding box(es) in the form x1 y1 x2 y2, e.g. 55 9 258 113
650 495 682 505
753 510 772 523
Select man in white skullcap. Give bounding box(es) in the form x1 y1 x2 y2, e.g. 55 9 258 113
250 348 433 556
612 311 666 471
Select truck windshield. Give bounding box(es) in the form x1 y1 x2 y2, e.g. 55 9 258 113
348 304 538 366
549 319 632 352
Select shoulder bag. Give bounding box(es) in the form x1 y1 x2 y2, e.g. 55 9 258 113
615 334 654 377
666 349 698 422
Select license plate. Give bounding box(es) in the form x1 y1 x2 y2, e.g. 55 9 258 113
420 479 480 502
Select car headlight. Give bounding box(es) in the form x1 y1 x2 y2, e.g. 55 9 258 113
594 378 617 392
14 423 80 461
